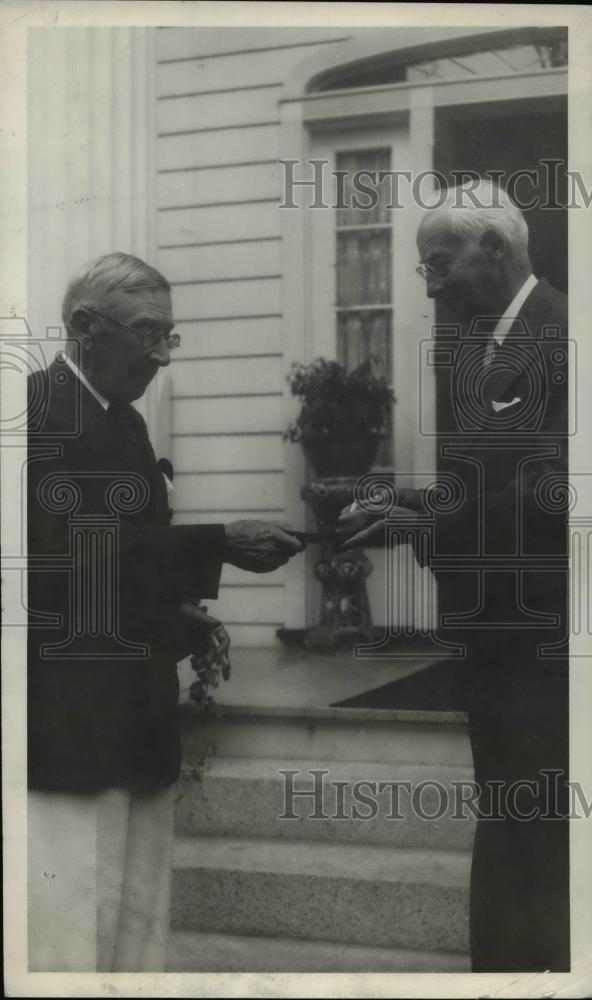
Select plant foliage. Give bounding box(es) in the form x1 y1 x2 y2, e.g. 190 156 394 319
285 358 394 444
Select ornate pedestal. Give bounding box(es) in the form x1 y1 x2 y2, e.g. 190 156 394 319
299 478 374 650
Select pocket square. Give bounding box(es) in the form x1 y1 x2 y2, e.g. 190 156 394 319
491 396 522 413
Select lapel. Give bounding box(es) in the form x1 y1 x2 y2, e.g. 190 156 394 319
46 361 169 518
455 279 557 453
483 278 552 407
47 361 145 474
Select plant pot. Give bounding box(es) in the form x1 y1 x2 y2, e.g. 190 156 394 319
302 434 380 478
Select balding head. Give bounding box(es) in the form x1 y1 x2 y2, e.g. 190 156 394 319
416 181 533 322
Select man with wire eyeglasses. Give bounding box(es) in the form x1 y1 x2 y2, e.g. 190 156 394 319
340 182 569 973
27 252 304 971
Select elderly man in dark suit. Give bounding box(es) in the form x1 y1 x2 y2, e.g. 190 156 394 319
340 181 569 972
27 252 303 971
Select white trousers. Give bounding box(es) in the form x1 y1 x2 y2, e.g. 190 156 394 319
28 784 175 972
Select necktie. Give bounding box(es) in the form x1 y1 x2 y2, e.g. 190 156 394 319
108 401 169 520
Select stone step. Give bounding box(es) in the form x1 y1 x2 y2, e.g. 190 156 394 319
181 703 472 769
167 930 471 972
172 836 471 954
175 756 476 851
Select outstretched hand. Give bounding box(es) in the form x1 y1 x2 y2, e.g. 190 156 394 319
337 503 420 548
224 520 305 573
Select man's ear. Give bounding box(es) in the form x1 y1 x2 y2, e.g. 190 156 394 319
480 228 505 260
68 308 94 350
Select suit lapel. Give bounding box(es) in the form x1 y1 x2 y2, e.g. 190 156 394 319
46 362 167 515
483 278 554 407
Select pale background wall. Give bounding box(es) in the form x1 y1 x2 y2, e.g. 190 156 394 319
26 24 441 648
154 26 374 645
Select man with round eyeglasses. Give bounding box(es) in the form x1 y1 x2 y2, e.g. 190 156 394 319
27 252 304 971
340 182 569 972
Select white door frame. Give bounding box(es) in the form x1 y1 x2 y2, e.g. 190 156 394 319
279 61 566 630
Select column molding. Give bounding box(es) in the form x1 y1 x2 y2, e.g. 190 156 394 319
27 26 164 445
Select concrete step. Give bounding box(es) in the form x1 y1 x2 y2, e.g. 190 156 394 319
172 836 471 954
167 930 471 972
180 703 472 769
175 756 476 851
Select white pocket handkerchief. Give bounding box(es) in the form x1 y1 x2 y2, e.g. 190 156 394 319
491 396 522 413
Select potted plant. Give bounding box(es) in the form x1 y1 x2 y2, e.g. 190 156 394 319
285 357 394 478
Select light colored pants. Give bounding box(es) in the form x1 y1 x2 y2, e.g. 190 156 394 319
28 784 175 972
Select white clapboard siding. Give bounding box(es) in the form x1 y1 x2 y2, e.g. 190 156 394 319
172 433 283 473
156 26 353 62
155 29 356 645
173 395 282 435
208 585 284 623
157 88 281 135
158 163 282 211
172 316 281 358
219 565 286 589
174 511 285 526
170 356 281 404
172 471 284 511
158 201 279 248
160 240 281 284
170 279 281 322
157 125 279 172
157 44 343 98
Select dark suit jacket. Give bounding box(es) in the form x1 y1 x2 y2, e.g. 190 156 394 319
423 278 568 657
28 360 225 791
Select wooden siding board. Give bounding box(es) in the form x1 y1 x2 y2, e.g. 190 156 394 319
157 88 281 134
156 27 353 63
170 278 281 320
169 355 282 399
172 433 283 474
157 162 281 209
170 316 281 357
160 241 281 283
173 511 285 528
158 200 279 245
172 471 284 510
210 585 284 623
173 394 282 436
157 125 279 171
157 49 303 96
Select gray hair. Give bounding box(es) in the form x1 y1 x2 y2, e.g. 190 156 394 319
62 252 170 335
419 180 530 260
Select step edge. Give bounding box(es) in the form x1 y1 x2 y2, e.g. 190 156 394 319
179 756 475 779
168 928 470 963
181 703 469 726
172 836 472 886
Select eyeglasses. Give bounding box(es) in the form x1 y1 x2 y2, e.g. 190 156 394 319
416 260 450 280
84 306 181 352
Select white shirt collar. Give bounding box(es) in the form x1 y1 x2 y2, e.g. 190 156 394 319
63 354 110 411
493 273 538 346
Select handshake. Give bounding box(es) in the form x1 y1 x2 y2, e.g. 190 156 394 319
222 488 426 574
223 519 305 573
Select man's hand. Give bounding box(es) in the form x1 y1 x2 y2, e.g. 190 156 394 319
337 503 420 548
224 520 304 573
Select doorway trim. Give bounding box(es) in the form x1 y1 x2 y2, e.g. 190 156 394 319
279 39 567 631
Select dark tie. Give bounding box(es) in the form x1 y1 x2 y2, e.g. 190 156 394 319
108 401 169 520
